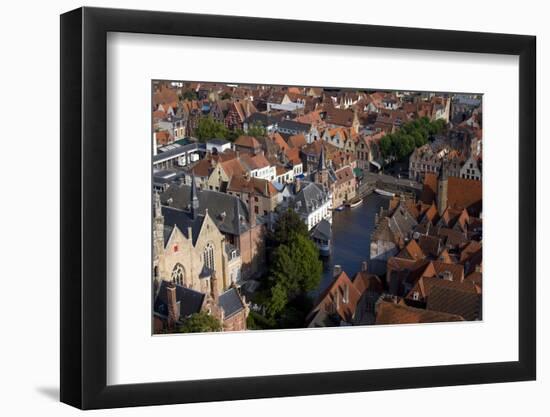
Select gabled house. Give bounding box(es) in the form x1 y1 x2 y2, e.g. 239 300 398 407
225 100 257 131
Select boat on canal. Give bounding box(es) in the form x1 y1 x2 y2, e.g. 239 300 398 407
374 188 395 197
346 197 364 208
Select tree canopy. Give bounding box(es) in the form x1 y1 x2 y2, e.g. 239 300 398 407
180 90 198 101
195 116 229 142
379 117 447 161
267 208 309 248
246 122 267 139
226 121 267 142
260 210 322 321
177 312 222 333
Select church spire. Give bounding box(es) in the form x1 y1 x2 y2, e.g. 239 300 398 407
318 142 327 172
190 172 199 219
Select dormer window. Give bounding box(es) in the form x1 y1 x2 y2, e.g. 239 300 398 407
412 291 420 301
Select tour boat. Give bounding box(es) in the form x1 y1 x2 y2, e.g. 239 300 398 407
374 189 395 197
346 198 364 208
334 205 345 212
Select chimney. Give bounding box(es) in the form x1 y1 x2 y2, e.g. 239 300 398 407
440 270 453 281
361 261 368 272
333 264 342 278
166 283 179 327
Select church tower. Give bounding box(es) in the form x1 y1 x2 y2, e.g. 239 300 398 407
153 192 165 282
190 173 200 219
315 143 329 189
437 164 448 216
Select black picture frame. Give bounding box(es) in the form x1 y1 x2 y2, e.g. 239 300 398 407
60 6 536 410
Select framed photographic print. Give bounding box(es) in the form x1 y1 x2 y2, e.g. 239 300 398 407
60 6 536 410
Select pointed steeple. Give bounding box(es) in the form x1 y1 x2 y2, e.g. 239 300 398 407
318 142 327 172
190 173 199 219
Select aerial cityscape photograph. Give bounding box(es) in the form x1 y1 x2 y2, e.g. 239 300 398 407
151 80 483 334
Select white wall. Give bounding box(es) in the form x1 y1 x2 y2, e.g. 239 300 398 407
0 0 546 416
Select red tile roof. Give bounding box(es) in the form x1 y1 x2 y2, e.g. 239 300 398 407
376 301 464 325
421 173 482 214
234 135 261 150
288 134 307 149
310 271 362 323
397 239 425 261
219 158 246 178
227 175 278 197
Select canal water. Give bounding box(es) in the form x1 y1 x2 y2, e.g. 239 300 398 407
315 193 391 295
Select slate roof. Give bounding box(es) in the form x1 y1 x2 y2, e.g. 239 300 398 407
278 119 311 133
160 184 252 236
371 217 397 243
218 288 245 319
153 142 200 164
311 219 332 241
244 112 281 126
387 203 418 240
161 206 206 246
292 182 329 216
207 138 230 146
154 281 205 319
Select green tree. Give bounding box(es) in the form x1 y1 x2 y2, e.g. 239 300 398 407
379 135 392 158
378 117 447 160
227 128 244 142
177 312 222 333
268 234 322 298
247 310 276 330
195 116 229 142
247 122 267 139
256 209 323 326
180 90 198 101
268 209 309 248
266 282 289 318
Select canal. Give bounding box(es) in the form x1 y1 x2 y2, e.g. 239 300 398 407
315 193 391 295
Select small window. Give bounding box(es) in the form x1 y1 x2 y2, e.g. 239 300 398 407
173 245 178 253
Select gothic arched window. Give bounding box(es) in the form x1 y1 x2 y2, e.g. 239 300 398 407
171 263 185 286
203 243 215 271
